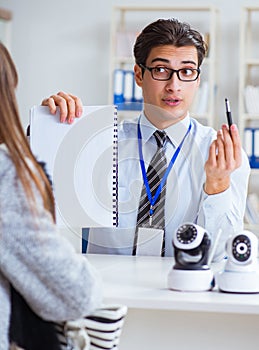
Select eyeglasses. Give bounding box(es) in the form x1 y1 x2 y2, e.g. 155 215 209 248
139 64 200 82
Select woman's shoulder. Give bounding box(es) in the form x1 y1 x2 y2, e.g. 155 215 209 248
0 144 15 177
0 145 24 206
0 144 36 179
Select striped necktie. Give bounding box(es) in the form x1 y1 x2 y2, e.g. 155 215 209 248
133 130 167 256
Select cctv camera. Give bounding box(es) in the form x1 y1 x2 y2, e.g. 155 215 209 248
216 230 259 293
173 223 211 270
226 230 258 271
168 223 214 292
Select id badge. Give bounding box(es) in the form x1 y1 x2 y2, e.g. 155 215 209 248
135 227 164 256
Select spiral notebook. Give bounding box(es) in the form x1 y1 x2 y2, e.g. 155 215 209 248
29 105 118 228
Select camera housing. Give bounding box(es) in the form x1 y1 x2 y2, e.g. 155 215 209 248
173 223 211 270
168 223 214 292
216 230 259 293
226 231 257 270
174 223 206 249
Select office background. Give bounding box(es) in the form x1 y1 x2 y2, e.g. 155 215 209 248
2 4 259 349
0 0 257 128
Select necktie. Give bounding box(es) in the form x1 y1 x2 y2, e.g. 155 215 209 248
133 130 167 255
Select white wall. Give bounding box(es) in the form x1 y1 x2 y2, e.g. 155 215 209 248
0 0 256 128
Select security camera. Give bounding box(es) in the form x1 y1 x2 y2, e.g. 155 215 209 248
226 231 257 269
216 230 259 293
173 223 211 270
168 223 214 292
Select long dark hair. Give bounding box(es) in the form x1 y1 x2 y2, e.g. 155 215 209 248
0 42 55 221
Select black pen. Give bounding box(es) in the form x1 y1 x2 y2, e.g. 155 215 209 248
225 98 233 129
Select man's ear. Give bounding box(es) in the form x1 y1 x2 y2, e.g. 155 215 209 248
134 64 143 87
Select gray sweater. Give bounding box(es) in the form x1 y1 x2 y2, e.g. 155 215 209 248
0 145 102 350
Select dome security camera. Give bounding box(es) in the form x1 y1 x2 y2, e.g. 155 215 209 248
168 223 214 292
216 230 259 294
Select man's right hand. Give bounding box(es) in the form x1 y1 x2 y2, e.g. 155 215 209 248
41 91 83 124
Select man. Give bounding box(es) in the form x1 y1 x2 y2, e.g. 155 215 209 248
41 18 250 259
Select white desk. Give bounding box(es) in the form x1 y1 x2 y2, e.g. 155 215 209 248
87 254 259 350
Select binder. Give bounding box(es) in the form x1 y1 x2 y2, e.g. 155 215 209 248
113 69 124 104
244 127 259 168
123 70 134 102
244 127 253 158
29 105 118 228
113 69 143 111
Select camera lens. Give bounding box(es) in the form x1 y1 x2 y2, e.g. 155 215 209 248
177 224 197 244
232 234 251 262
236 242 248 255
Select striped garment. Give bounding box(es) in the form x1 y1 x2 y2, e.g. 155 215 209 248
56 305 128 350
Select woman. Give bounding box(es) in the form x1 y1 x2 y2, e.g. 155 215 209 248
0 42 102 349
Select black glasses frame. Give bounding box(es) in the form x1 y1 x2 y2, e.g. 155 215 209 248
139 63 200 82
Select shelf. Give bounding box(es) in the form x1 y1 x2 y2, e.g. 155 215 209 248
243 113 259 120
112 56 212 66
238 7 259 144
238 8 259 233
112 57 134 65
243 6 259 11
244 59 259 66
109 5 219 127
113 5 218 12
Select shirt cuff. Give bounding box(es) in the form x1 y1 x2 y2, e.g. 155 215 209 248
202 186 232 217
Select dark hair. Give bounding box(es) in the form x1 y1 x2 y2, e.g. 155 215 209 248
134 18 207 68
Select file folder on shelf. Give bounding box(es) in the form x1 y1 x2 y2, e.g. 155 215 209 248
244 127 259 168
113 68 143 111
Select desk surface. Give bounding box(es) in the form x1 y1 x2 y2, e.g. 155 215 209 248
86 254 259 315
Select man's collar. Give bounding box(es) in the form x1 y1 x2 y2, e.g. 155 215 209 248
139 112 191 147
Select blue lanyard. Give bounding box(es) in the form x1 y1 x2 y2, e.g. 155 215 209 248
138 120 192 219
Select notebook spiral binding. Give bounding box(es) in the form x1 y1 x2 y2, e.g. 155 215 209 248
112 106 119 227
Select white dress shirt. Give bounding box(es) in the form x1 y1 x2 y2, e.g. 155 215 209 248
87 113 250 259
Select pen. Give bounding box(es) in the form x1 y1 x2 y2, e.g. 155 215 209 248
225 98 233 129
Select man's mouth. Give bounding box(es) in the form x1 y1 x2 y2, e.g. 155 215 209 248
162 98 181 106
